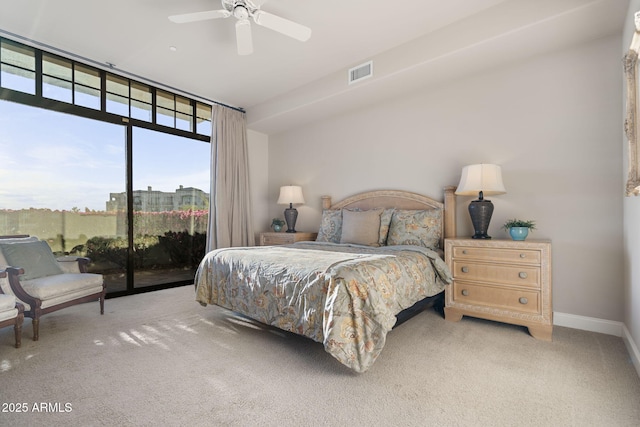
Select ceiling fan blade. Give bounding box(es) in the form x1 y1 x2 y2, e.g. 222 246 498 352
235 19 254 56
252 10 311 42
168 9 231 24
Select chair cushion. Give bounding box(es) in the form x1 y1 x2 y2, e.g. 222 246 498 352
0 277 31 311
20 273 103 301
0 240 63 280
0 307 18 323
0 294 18 323
40 286 104 310
0 294 16 311
0 236 38 267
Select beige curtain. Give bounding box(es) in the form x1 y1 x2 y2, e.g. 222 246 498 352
206 105 254 251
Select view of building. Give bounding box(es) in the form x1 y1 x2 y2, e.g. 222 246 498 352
107 185 209 212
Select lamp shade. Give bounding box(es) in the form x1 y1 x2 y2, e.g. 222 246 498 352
455 164 506 196
277 185 305 205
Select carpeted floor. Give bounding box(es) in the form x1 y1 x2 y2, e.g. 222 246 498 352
0 285 639 427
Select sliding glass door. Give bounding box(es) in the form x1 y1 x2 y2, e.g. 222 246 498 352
130 127 210 289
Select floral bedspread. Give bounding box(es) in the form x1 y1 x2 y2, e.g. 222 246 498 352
194 241 452 372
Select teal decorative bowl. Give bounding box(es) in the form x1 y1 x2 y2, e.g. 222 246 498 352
509 227 529 241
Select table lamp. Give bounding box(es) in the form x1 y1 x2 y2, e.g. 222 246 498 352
455 164 506 239
277 185 305 233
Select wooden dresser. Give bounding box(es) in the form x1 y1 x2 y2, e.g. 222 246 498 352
259 232 317 246
444 238 552 341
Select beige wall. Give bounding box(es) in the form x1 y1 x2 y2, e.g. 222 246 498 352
623 1 640 362
261 34 624 322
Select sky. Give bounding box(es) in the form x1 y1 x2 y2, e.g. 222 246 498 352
0 100 211 211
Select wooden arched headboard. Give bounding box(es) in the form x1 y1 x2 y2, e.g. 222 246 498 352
320 186 456 248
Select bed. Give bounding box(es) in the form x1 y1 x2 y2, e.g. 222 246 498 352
195 187 457 372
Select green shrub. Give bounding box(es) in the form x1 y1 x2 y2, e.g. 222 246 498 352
158 230 207 267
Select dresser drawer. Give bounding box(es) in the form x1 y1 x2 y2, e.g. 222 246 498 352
452 281 541 314
259 232 317 246
261 234 293 245
452 246 540 265
451 260 540 288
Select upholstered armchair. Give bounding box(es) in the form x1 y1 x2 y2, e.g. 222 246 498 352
0 236 105 341
0 269 24 348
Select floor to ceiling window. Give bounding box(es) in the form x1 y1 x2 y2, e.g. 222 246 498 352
130 127 210 291
0 35 216 296
0 100 129 291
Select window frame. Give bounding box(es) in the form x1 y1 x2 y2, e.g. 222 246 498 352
0 36 214 141
625 12 640 197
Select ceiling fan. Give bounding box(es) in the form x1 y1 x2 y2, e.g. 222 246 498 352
168 0 312 56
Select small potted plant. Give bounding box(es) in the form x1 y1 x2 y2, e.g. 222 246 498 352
502 219 536 241
271 218 285 232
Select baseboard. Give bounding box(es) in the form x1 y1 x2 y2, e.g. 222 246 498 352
622 324 640 379
553 312 623 337
554 312 640 378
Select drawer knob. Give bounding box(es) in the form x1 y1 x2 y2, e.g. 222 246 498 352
461 289 469 296
462 250 468 254
519 272 528 279
461 267 469 273
520 253 526 258
519 297 528 304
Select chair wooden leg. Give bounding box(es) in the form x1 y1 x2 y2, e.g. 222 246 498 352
32 317 39 341
100 296 104 315
14 313 23 348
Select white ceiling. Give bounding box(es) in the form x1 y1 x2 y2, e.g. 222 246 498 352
0 0 629 134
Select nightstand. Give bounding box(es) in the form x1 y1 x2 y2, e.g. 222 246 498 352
259 232 317 246
444 238 552 341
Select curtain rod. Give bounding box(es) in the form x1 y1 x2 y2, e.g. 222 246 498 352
0 29 245 114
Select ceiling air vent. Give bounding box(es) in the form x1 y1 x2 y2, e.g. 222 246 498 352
348 61 373 85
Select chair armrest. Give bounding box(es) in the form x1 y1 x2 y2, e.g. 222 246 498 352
56 256 91 273
4 267 36 307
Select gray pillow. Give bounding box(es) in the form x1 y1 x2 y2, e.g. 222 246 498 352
0 240 63 280
387 209 442 249
378 208 395 246
340 209 383 246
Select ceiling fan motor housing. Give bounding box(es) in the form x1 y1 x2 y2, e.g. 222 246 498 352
233 6 249 20
223 0 258 17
